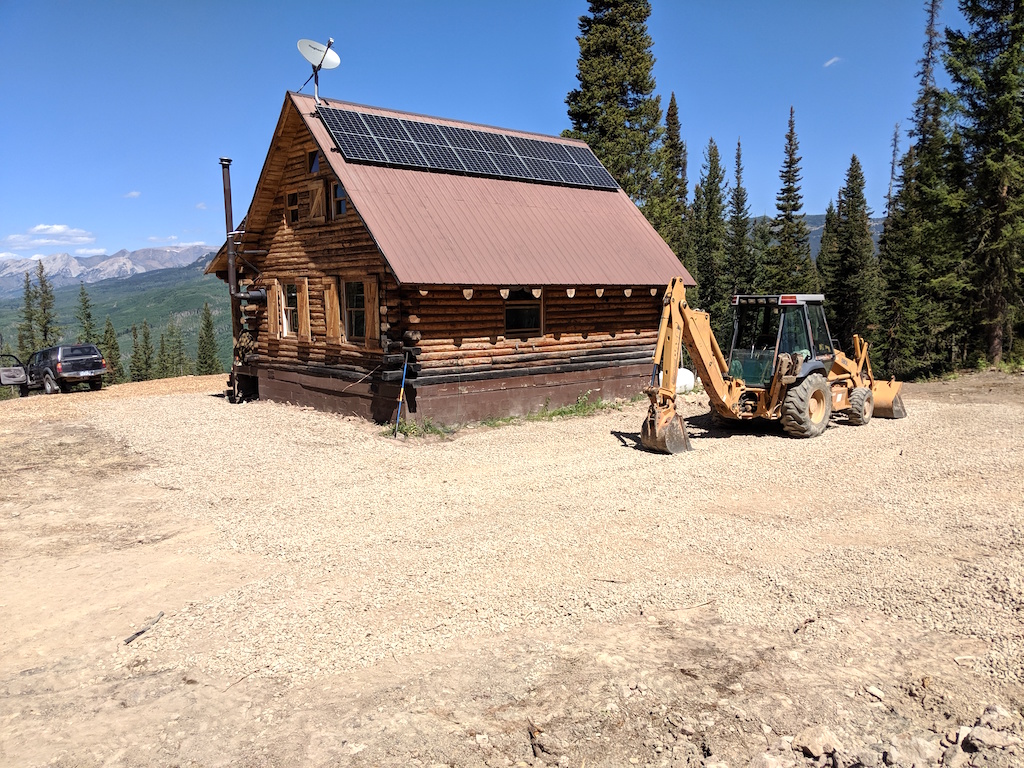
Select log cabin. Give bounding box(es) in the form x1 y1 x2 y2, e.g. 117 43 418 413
206 91 695 423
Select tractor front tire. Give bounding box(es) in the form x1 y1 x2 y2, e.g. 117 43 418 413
848 387 873 426
781 373 832 438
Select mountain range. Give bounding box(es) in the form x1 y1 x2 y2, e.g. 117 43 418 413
0 245 214 296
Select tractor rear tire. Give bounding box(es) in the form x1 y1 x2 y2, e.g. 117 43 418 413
848 387 873 426
781 373 832 438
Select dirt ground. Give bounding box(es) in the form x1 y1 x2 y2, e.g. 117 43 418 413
1 371 1022 768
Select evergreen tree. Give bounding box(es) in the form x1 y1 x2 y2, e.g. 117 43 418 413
564 0 663 207
725 138 754 296
101 317 124 384
829 155 882 353
164 319 191 377
155 333 170 379
34 261 61 347
945 0 1024 365
16 272 36 361
195 302 221 375
816 200 841 301
766 107 817 293
648 92 690 266
130 322 154 382
75 282 98 345
690 139 730 342
751 216 774 294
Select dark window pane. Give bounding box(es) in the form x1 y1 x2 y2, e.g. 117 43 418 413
505 304 541 333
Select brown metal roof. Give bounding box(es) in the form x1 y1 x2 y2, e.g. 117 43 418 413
212 92 694 288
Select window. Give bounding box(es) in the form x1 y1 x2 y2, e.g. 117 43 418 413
308 150 320 174
345 281 366 341
779 306 812 358
728 304 780 388
805 303 835 358
287 192 299 224
332 182 347 218
504 289 542 335
284 283 299 335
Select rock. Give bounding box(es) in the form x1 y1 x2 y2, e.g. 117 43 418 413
962 726 1021 752
854 748 882 768
978 704 1015 732
793 726 844 758
747 755 794 768
941 745 969 768
865 686 885 701
535 732 564 755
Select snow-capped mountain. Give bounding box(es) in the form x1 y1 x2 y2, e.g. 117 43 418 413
0 245 213 295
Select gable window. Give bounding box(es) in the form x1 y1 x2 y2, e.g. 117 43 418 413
345 281 366 342
504 288 542 335
284 283 299 335
332 182 347 218
308 150 320 174
287 192 299 224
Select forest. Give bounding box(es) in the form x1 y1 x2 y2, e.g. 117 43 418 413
565 0 1024 377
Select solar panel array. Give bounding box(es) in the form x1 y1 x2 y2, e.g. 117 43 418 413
317 106 619 191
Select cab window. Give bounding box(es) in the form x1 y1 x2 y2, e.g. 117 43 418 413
779 307 812 357
805 303 835 358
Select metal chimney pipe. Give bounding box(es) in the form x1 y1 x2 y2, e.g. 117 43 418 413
220 157 239 299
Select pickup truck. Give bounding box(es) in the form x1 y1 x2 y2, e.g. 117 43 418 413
26 344 107 394
0 354 29 397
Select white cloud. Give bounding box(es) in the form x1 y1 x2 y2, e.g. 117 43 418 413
0 251 17 259
30 254 45 260
824 56 841 68
195 202 207 210
147 235 179 243
178 241 208 247
2 224 96 250
124 190 141 198
76 247 107 256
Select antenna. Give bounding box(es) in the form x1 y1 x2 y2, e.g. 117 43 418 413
297 38 340 105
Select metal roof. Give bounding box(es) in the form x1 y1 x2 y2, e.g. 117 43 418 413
212 93 694 288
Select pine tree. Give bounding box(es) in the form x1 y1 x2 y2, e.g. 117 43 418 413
564 0 663 207
691 139 730 342
829 155 882 352
16 272 36 361
164 319 191 377
101 317 124 384
648 92 690 266
130 322 154 382
34 261 61 347
155 333 170 379
195 302 221 375
816 199 841 316
751 216 774 294
75 282 98 345
725 138 754 296
945 0 1024 365
766 107 817 293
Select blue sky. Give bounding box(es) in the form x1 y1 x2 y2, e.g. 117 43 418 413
0 1 963 259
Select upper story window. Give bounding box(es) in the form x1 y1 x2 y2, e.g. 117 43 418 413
287 192 299 224
308 150 320 174
332 182 347 218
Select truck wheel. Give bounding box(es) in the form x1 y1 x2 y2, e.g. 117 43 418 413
848 387 873 426
781 373 832 438
89 379 103 392
43 373 60 395
19 384 29 398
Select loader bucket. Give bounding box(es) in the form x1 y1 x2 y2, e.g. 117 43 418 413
871 378 907 419
640 404 693 454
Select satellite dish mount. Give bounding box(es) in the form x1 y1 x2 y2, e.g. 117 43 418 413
297 38 341 105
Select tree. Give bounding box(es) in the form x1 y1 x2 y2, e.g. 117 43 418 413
155 333 170 379
34 261 61 347
75 282 98 345
751 216 774 293
828 155 882 352
816 200 841 300
564 0 663 207
16 272 36 361
690 138 730 342
945 0 1024 365
101 317 124 384
648 92 690 266
195 302 221 375
725 138 755 296
130 321 154 382
164 318 192 377
765 107 817 293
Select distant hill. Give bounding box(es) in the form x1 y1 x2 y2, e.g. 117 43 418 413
0 245 213 296
805 214 885 259
0 256 232 371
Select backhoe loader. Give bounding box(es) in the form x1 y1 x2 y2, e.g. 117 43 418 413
641 276 906 454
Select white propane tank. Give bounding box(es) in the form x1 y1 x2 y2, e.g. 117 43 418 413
659 367 696 393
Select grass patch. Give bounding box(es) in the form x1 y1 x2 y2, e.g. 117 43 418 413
383 417 455 439
480 415 517 428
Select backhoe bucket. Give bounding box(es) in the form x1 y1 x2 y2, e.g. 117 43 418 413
871 378 907 419
640 404 693 454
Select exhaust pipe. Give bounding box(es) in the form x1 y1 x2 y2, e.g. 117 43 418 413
220 157 267 304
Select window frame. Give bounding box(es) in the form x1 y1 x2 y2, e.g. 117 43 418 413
331 182 347 219
269 278 311 342
503 288 543 337
323 276 379 349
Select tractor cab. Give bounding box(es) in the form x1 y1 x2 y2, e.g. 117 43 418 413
727 294 835 388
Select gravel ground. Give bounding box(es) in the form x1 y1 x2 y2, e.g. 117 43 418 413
1 371 1022 767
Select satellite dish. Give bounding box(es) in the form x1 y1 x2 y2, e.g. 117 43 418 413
298 39 340 70
297 38 339 104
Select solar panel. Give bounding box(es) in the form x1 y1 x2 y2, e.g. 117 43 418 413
316 105 619 191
